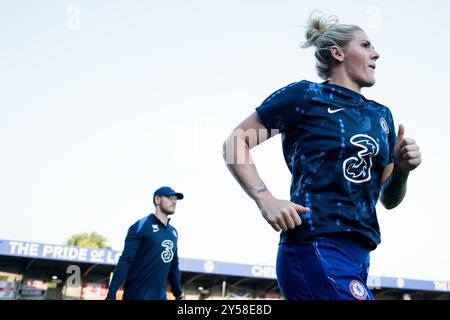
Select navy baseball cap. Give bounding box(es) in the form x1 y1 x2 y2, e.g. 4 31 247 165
153 186 184 202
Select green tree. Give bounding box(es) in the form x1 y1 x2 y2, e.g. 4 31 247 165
66 232 111 249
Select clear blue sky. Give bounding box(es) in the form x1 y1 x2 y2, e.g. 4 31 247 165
1 0 449 282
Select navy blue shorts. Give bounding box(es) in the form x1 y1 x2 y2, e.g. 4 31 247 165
276 233 374 300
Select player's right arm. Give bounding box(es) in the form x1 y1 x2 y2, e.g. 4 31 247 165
222 112 310 232
106 223 142 300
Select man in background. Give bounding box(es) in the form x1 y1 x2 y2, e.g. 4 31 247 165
106 186 184 300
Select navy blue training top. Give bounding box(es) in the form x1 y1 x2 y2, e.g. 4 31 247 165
106 214 182 300
255 80 396 250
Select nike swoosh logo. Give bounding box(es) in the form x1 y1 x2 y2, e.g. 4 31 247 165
328 107 345 114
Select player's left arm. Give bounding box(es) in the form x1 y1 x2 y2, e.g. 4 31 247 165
380 124 422 209
168 247 183 299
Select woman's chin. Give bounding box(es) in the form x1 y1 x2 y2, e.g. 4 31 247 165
360 78 376 88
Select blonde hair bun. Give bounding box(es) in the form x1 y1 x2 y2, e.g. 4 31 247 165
301 11 339 49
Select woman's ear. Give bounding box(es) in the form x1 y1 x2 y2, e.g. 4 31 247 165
331 46 345 62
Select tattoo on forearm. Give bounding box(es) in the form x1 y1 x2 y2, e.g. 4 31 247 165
250 184 268 195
